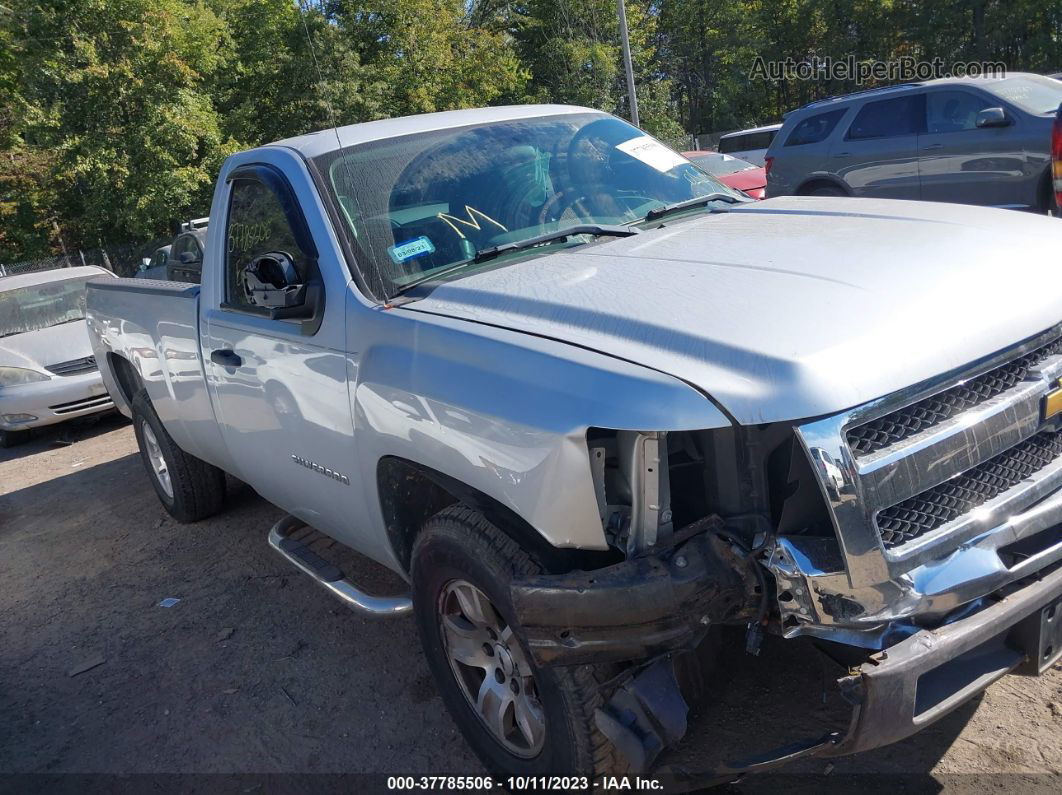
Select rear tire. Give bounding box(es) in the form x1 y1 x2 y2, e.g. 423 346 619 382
411 505 628 781
131 389 225 522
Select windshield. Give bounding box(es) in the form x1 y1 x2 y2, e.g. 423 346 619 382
985 75 1062 114
686 152 757 176
316 113 738 298
0 277 94 338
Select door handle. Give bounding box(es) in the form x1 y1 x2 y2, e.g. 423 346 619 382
210 349 243 368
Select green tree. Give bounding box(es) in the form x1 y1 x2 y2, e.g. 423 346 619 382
11 0 238 250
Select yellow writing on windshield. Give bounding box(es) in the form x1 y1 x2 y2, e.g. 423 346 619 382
436 206 507 239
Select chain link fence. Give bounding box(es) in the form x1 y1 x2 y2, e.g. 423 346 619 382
0 238 171 279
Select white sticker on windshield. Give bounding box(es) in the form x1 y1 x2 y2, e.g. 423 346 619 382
615 135 688 173
388 236 435 264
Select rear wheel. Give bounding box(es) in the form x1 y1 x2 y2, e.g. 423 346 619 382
411 505 627 780
131 389 225 522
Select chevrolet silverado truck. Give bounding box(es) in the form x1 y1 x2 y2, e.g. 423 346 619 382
85 105 1062 784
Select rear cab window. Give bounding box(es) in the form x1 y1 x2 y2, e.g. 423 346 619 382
845 94 926 140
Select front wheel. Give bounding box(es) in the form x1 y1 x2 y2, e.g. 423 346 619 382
131 389 225 522
411 505 627 780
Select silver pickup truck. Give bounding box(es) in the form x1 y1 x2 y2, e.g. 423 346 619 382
86 105 1062 784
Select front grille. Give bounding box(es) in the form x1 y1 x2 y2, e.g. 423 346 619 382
876 431 1062 548
847 336 1062 456
45 355 98 376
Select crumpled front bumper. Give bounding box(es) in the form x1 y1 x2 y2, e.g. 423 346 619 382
509 519 762 667
826 561 1062 757
663 562 1062 788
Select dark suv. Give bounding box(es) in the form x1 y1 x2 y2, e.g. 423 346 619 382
766 73 1062 212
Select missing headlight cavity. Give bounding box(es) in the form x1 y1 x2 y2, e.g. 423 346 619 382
588 429 673 555
588 425 832 557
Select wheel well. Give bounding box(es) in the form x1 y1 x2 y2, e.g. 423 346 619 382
376 457 612 576
107 353 143 408
796 177 849 196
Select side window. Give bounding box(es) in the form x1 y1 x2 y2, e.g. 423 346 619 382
785 109 847 146
846 95 925 140
926 90 990 133
170 236 188 260
225 178 311 309
717 135 744 154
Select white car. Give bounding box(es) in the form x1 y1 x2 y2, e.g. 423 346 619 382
0 266 117 446
716 122 782 166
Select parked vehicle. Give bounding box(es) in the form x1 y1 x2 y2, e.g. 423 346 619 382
1053 101 1061 213
86 105 1062 784
766 73 1062 211
716 123 781 166
683 151 766 198
165 219 208 283
136 245 170 280
0 266 116 446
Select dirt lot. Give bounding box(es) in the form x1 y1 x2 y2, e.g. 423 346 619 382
2 415 1061 793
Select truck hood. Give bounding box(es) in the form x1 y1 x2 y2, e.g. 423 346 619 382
0 320 93 370
405 196 1062 425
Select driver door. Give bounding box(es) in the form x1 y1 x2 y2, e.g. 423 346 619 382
203 165 357 532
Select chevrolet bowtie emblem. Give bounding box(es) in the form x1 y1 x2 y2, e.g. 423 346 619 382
1044 379 1062 421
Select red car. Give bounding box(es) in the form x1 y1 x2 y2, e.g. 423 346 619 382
683 151 767 199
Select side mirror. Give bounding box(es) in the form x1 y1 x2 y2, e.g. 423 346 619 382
243 251 307 310
975 107 1010 128
178 250 200 265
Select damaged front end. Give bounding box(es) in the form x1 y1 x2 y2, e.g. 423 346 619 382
508 341 1062 782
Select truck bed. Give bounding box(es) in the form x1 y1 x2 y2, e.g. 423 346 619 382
86 278 222 465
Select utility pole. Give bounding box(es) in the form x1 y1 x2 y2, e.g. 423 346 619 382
617 0 639 128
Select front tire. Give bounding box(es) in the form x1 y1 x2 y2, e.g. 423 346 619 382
131 389 225 522
411 505 627 780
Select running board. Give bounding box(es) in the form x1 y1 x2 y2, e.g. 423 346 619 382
268 515 413 618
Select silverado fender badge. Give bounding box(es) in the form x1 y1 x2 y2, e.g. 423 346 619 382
291 454 350 485
1044 380 1062 422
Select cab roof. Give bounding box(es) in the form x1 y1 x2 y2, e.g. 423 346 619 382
268 104 600 159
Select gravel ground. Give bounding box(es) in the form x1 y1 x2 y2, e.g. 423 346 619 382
1 415 1060 793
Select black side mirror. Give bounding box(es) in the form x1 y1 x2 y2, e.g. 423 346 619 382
178 250 200 265
975 107 1010 128
243 251 307 310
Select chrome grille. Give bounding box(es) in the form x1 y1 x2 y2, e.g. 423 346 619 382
45 355 98 376
876 432 1062 548
847 336 1062 456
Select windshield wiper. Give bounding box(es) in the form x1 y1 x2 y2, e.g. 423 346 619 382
644 192 744 222
390 224 640 298
472 224 640 263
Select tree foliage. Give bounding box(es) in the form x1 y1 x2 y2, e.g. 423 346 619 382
1 0 1059 261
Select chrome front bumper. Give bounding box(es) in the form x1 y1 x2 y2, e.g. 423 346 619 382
0 370 114 431
772 324 1062 645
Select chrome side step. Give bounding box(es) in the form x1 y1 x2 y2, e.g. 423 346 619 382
268 515 413 618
